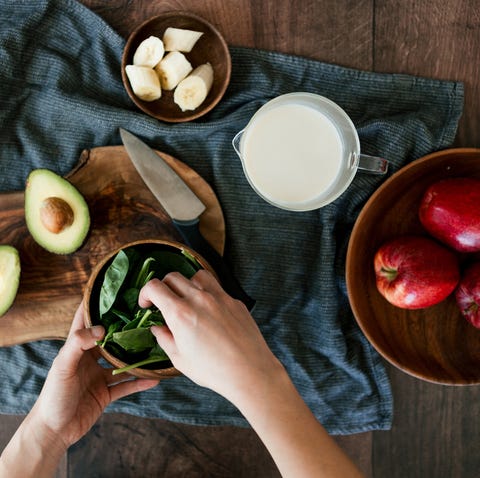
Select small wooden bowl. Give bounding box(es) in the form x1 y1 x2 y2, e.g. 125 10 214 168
121 11 231 122
84 239 214 379
346 148 480 385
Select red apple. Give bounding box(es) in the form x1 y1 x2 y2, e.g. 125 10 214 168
419 177 480 252
374 235 460 309
455 261 480 328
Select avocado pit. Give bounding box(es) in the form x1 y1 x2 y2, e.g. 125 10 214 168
25 169 90 254
40 196 75 234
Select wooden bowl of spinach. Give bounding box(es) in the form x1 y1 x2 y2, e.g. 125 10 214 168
84 239 213 378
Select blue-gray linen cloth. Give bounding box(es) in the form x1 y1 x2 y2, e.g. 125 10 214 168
0 0 464 434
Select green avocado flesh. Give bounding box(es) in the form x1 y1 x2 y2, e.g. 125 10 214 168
0 245 21 317
25 169 90 254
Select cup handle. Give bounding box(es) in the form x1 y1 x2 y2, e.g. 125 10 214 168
358 154 388 175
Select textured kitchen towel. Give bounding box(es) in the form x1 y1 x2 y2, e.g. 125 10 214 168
0 0 464 434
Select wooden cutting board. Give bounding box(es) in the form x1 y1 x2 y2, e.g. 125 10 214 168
0 146 225 346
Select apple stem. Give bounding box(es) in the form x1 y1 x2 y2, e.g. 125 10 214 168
380 267 398 281
466 303 479 314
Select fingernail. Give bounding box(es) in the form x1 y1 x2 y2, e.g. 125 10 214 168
91 325 104 339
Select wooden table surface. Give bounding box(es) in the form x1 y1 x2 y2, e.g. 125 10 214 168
2 1 480 477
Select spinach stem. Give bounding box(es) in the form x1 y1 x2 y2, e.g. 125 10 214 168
112 356 166 375
135 257 155 289
137 308 152 328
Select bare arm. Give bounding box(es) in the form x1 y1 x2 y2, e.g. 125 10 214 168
142 270 364 478
0 304 158 478
1 270 363 477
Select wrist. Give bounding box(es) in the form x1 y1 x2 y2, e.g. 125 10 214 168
227 357 294 416
0 407 68 477
228 362 365 478
27 406 69 456
0 410 66 478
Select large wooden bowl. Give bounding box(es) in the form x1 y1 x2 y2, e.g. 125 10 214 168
346 148 480 384
121 11 231 122
84 239 215 379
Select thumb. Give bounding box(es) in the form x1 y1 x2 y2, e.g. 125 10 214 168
59 325 105 370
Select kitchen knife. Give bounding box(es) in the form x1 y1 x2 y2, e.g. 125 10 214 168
119 128 255 310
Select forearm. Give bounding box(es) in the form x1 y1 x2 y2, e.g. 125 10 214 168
0 408 67 478
232 363 364 478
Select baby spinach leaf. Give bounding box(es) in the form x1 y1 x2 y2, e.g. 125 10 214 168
149 250 199 279
134 257 156 289
99 250 129 317
137 308 153 328
99 310 122 328
181 248 202 271
96 245 204 374
149 343 169 360
121 315 142 331
146 308 165 326
98 321 122 348
123 287 140 312
112 328 156 353
110 308 131 324
111 344 169 376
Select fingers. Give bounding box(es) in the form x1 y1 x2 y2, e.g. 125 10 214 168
59 324 105 371
138 277 180 310
190 269 224 295
139 270 226 310
151 325 177 358
67 302 86 338
109 378 159 402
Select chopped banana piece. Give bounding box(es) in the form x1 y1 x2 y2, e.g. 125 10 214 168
155 51 192 90
133 35 165 68
163 27 204 52
125 65 161 101
174 63 214 111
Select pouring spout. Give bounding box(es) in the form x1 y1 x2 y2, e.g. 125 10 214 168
231 129 245 159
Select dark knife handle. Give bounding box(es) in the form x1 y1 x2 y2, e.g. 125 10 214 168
173 219 256 311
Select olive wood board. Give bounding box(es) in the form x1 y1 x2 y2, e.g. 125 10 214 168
0 146 225 346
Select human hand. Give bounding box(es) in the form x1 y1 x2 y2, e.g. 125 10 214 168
139 270 284 405
32 302 159 449
138 272 365 478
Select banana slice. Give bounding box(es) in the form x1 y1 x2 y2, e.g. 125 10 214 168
174 63 214 111
125 65 162 101
163 27 204 53
133 35 165 68
155 51 192 90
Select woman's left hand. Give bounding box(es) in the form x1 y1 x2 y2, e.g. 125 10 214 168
33 302 159 449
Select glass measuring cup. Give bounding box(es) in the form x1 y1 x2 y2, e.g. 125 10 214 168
232 92 388 211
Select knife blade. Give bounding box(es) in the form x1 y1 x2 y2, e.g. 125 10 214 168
119 128 255 310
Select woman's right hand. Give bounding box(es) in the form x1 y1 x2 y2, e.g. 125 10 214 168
139 270 284 404
139 270 364 478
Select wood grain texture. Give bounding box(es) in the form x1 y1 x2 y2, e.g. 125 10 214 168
3 1 480 477
67 413 372 477
0 415 67 478
347 149 480 384
81 0 373 69
68 414 281 478
371 2 480 476
373 363 480 478
0 146 225 346
374 0 480 147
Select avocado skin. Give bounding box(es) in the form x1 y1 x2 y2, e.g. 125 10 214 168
0 245 21 317
25 169 91 254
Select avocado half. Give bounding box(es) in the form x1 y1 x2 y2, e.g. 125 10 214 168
0 245 21 316
25 169 90 254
